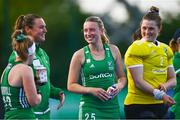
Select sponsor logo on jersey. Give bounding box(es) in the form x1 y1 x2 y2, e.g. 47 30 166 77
89 73 113 79
152 68 166 74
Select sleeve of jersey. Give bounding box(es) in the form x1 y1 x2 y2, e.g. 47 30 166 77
125 42 148 68
41 48 50 64
50 84 64 99
42 49 64 99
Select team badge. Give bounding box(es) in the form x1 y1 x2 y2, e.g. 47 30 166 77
108 61 114 70
164 47 167 54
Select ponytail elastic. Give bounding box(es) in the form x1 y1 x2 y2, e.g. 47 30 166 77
16 34 27 41
148 10 159 15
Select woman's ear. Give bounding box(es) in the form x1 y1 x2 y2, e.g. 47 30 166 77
24 26 31 35
100 28 104 35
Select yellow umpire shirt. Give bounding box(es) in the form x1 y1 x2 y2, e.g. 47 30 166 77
124 40 173 105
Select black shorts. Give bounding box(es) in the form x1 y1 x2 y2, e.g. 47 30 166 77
124 104 169 119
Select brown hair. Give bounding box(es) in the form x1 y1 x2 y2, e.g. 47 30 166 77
11 30 33 61
142 6 162 30
85 16 110 44
133 6 162 41
132 28 142 41
169 39 179 53
169 28 180 53
14 14 41 34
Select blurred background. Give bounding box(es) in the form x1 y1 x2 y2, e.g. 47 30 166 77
1 0 180 119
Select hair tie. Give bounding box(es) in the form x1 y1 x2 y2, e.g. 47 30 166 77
16 34 27 41
148 10 159 15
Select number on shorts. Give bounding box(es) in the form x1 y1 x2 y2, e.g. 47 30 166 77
85 113 96 120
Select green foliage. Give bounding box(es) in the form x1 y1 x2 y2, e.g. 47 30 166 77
0 0 90 88
1 0 180 89
160 14 180 45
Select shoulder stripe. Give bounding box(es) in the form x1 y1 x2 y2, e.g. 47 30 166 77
19 88 25 108
85 51 89 54
128 64 143 68
105 47 110 50
19 88 29 108
168 65 174 68
175 69 180 74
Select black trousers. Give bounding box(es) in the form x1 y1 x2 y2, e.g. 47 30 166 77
124 104 169 119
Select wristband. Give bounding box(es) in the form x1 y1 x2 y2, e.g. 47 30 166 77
111 84 116 89
153 89 166 100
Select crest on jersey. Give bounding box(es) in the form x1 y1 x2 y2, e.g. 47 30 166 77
164 47 167 54
108 61 114 70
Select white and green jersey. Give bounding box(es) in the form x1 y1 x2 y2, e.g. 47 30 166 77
1 62 35 119
171 52 180 118
8 45 64 119
79 44 120 119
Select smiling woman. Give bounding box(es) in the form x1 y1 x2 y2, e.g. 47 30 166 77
6 14 65 119
124 6 176 119
67 16 127 119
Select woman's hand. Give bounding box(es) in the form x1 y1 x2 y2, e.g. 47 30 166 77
57 92 65 109
158 84 167 92
162 94 176 106
106 84 121 99
89 87 110 101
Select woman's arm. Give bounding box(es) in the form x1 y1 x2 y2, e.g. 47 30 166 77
129 66 154 94
22 65 41 106
67 50 89 94
159 66 176 91
110 45 127 90
67 49 110 101
129 66 175 106
106 45 127 98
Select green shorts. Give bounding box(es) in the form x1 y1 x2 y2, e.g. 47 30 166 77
79 106 120 120
5 108 36 119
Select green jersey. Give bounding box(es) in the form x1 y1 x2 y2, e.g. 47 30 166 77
79 44 120 119
1 62 35 119
171 52 180 119
173 52 180 91
8 45 63 119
